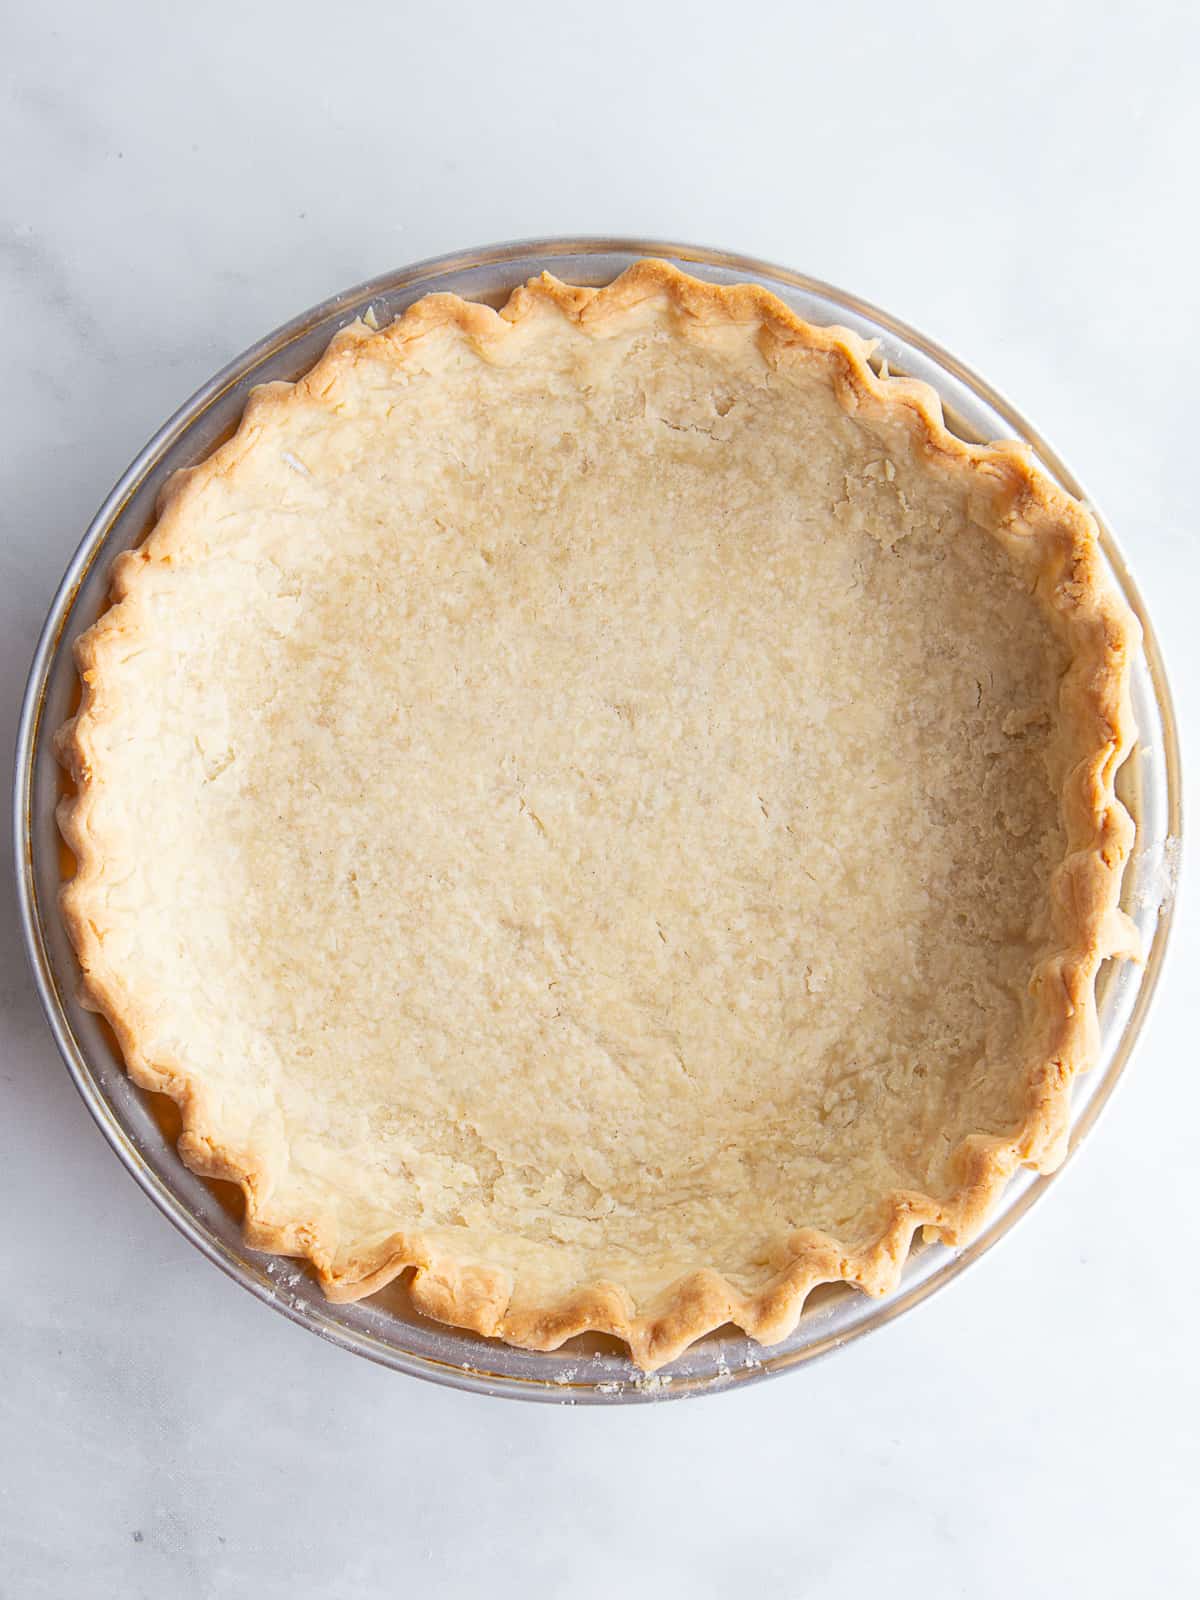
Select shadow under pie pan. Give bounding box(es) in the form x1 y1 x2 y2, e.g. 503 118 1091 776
15 237 1182 1404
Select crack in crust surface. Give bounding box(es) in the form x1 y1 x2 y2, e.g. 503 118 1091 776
57 261 1139 1370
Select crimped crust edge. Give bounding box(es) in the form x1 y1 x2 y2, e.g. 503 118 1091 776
56 261 1141 1371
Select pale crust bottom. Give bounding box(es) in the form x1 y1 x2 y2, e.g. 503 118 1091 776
57 262 1139 1370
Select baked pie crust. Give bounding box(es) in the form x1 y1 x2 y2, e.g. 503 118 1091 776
58 262 1139 1370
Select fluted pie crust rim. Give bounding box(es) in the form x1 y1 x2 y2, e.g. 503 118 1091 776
57 262 1140 1370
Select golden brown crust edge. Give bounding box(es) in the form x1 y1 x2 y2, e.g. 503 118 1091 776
56 260 1141 1372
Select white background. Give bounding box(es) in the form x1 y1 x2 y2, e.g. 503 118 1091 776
2 3 1195 1594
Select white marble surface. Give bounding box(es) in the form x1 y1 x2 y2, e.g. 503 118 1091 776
2 3 1196 1594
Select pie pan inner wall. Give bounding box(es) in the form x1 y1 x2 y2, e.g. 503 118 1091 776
15 239 1181 1404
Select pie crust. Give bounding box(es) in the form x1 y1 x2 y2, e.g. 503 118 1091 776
58 262 1139 1370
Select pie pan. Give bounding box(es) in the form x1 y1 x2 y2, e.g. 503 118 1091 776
14 237 1182 1404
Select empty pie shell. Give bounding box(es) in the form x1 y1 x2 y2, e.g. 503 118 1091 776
57 262 1139 1370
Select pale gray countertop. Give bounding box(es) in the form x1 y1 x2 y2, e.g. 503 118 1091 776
2 3 1195 1595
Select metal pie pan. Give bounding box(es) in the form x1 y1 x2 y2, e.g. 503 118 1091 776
14 237 1182 1404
